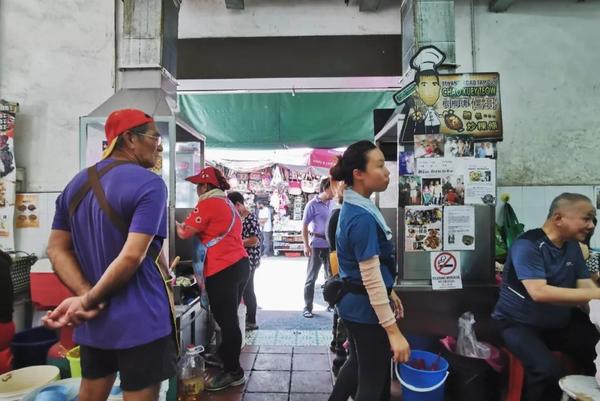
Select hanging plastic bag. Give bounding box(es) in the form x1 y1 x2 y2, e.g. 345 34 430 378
456 312 491 359
499 194 524 249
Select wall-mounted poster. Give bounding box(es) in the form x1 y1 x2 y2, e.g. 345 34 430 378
414 134 444 158
464 158 496 205
474 141 497 159
399 176 422 207
415 158 465 206
16 194 40 228
0 100 18 251
405 206 443 252
422 178 444 206
397 46 502 142
443 206 475 251
442 175 465 206
399 151 415 175
444 135 474 158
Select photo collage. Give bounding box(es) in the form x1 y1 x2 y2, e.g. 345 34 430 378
399 134 496 208
399 134 498 253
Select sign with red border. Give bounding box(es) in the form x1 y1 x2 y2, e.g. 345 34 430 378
431 251 463 290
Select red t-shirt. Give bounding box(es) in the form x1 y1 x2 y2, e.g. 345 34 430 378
184 197 248 277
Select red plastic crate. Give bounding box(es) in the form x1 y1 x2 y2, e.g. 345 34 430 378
30 272 74 309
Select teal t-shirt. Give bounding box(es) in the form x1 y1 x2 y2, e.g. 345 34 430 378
335 203 396 324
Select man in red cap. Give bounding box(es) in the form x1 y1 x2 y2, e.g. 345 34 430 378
44 109 177 401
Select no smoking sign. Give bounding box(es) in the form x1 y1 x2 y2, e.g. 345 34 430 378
430 252 463 290
434 253 457 275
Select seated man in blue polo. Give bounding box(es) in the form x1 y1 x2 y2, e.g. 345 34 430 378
493 193 599 401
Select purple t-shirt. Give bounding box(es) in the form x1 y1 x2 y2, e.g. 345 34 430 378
303 196 332 249
52 159 171 350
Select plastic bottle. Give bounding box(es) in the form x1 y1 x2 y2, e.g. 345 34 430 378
177 345 205 401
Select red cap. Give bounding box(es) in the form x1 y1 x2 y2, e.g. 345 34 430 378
185 167 220 187
102 109 154 159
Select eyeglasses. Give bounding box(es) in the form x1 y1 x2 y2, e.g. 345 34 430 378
137 133 162 145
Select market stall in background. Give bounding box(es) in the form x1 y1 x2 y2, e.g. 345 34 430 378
208 148 342 256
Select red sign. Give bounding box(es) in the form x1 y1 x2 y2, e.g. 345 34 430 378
308 149 341 169
433 252 457 276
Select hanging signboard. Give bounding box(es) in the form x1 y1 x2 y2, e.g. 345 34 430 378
431 251 463 290
398 46 503 142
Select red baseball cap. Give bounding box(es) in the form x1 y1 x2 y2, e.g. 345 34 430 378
185 167 221 187
102 109 154 160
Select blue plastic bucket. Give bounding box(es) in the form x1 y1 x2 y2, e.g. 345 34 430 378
396 350 449 401
10 327 58 369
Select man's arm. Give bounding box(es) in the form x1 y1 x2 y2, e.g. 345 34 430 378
44 232 156 329
302 223 312 257
522 279 600 305
82 232 155 309
577 278 599 289
47 229 92 296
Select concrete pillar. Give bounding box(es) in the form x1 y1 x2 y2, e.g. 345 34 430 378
118 0 180 88
401 0 456 73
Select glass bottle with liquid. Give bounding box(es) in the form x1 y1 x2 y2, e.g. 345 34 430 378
177 345 205 401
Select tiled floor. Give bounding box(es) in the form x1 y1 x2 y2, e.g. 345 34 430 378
199 345 403 401
245 329 333 346
196 257 404 400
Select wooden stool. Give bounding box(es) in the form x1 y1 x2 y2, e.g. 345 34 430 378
558 375 600 401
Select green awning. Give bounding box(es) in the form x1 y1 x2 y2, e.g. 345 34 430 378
178 91 396 149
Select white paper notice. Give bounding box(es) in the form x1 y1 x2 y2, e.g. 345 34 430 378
431 251 463 290
415 158 458 178
379 161 398 208
443 206 475 250
464 158 496 205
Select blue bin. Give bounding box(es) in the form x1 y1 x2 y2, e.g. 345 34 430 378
396 350 449 401
10 327 58 368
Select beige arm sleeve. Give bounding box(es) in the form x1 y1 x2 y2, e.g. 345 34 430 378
359 256 396 328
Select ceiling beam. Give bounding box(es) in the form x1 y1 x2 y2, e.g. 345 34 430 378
225 0 244 10
359 0 382 12
489 0 515 12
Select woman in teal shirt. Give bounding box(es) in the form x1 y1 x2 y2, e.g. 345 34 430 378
329 141 410 401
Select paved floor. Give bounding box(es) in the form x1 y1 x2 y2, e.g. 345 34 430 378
199 345 403 401
198 256 404 400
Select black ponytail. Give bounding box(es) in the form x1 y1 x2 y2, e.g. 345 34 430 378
329 140 376 186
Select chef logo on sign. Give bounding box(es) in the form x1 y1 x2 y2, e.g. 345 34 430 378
412 46 446 135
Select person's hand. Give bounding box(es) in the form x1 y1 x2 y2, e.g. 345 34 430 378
388 331 411 363
304 245 312 257
176 221 187 238
42 296 104 329
390 291 405 319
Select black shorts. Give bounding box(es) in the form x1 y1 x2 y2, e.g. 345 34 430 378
80 335 177 392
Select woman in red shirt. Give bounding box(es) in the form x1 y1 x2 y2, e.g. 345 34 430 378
176 167 249 392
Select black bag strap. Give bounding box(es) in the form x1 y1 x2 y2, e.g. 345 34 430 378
86 164 129 236
68 160 132 219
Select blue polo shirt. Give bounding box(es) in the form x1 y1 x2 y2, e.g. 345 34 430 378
335 203 395 325
492 229 589 329
52 159 171 349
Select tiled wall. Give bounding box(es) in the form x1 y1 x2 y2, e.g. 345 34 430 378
497 186 599 249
